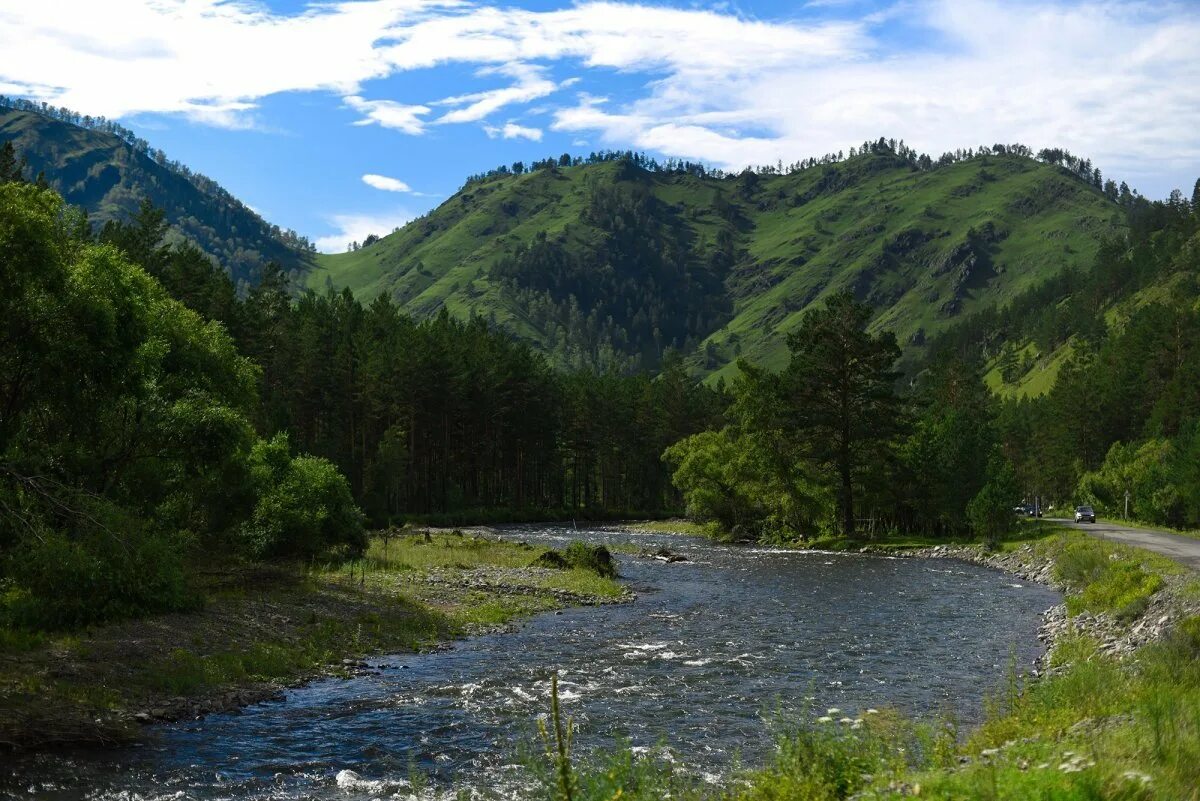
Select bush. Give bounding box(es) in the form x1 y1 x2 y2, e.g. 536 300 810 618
242 434 366 560
563 542 617 578
1 526 198 630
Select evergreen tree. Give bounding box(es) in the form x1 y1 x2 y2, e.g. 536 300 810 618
775 293 904 538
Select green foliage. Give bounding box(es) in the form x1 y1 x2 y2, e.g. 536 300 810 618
679 293 903 540
1077 439 1180 523
243 434 366 560
902 357 999 537
772 293 904 537
561 542 616 578
239 286 721 521
0 182 260 627
967 454 1021 549
2 527 198 630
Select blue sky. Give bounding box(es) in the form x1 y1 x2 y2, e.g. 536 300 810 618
1 0 1197 251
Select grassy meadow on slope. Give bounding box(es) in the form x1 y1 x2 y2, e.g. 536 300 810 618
308 146 1123 378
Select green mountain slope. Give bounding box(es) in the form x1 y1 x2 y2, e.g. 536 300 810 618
0 105 313 287
308 148 1123 379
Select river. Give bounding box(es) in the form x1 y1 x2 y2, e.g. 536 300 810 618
5 525 1060 799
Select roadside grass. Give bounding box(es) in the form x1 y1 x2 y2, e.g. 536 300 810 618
1098 517 1200 542
1033 531 1181 620
538 531 1199 801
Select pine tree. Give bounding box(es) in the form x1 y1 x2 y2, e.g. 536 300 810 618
776 293 904 538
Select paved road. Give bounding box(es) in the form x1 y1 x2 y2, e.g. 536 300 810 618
1047 518 1200 570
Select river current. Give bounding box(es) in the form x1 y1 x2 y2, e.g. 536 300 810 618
4 525 1060 800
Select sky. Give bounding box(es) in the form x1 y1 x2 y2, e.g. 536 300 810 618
0 0 1197 252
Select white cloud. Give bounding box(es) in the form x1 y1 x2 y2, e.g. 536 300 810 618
345 95 430 134
484 122 544 141
362 173 413 192
1 0 1197 194
434 63 558 124
316 210 415 253
554 0 1200 188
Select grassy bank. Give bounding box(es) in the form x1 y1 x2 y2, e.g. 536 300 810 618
0 531 626 750
538 530 1200 800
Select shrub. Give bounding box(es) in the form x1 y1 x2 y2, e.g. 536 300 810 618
563 542 617 578
242 434 366 560
1 526 198 630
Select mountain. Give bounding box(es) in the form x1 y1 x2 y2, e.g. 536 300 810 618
0 103 313 288
307 144 1124 380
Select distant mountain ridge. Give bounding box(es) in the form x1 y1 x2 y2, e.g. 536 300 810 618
0 100 314 288
307 141 1125 379
1 99 1128 382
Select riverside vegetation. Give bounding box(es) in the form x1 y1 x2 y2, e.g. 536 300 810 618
0 528 624 747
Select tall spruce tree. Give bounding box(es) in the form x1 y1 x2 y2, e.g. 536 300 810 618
776 292 904 538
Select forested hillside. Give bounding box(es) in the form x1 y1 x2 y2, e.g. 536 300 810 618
308 141 1124 377
666 181 1200 541
0 100 314 288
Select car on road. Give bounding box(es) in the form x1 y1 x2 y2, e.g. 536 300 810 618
1074 505 1096 523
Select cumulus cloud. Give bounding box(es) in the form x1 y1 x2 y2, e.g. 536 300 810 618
1 0 1197 193
484 122 544 141
362 173 413 192
315 209 414 253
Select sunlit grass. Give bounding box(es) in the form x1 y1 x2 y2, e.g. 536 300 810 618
622 519 718 537
360 531 545 571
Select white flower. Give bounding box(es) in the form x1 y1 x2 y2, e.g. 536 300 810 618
816 716 833 723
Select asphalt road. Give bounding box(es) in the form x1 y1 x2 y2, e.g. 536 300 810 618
1048 517 1200 570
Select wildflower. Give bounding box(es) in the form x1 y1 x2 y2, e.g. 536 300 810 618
816 716 833 723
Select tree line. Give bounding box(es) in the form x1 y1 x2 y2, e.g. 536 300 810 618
0 172 719 631
459 137 1134 199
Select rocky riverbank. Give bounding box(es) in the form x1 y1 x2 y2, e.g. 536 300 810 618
873 540 1200 670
